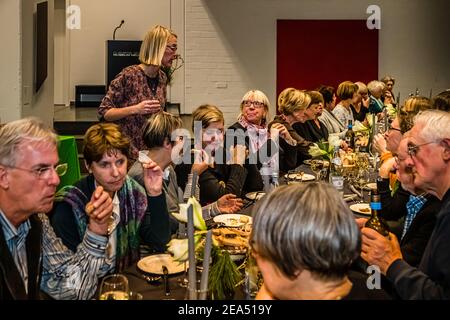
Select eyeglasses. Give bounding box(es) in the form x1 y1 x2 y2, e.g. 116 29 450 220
4 163 68 179
243 100 265 108
166 44 178 52
387 125 402 133
407 141 439 158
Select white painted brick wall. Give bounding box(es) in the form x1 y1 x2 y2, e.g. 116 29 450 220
185 0 250 128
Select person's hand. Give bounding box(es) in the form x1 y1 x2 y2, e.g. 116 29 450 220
360 228 403 275
379 156 396 179
355 217 368 229
362 96 370 108
271 123 295 144
191 149 210 175
133 99 161 115
85 186 113 235
340 140 351 152
373 133 388 154
217 194 243 214
142 159 164 196
229 144 247 166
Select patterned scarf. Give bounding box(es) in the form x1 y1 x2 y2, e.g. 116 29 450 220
55 175 148 272
238 116 278 177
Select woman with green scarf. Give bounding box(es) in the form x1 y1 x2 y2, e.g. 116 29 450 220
51 123 170 272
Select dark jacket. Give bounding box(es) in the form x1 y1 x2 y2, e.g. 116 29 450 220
386 189 450 299
0 215 42 300
268 116 312 172
175 153 248 206
227 122 265 192
377 178 439 267
51 175 170 254
292 119 329 143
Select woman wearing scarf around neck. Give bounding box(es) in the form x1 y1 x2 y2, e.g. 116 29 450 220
51 123 170 273
228 90 294 190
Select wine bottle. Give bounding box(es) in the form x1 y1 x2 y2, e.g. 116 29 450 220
365 188 390 236
344 120 355 149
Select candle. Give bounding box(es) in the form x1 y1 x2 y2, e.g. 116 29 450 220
199 230 212 300
191 171 198 198
187 204 197 299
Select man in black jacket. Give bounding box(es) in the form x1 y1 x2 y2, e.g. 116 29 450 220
361 110 450 299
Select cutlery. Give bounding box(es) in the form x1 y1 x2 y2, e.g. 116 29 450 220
162 266 170 296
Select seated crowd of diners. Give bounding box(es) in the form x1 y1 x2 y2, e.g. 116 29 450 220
0 81 449 300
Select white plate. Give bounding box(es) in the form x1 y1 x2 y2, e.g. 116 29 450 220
245 191 265 201
365 182 377 190
137 254 187 275
284 173 315 181
213 214 252 227
349 203 371 215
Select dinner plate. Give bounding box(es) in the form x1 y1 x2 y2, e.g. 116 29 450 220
213 214 252 228
349 203 371 215
245 191 265 201
284 173 315 182
137 254 187 275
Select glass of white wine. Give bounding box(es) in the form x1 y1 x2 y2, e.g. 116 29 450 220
310 159 324 181
99 274 129 300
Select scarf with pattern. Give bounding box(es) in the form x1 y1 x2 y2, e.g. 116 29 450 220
55 175 147 272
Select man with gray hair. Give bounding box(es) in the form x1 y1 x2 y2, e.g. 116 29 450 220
0 118 113 300
361 110 450 299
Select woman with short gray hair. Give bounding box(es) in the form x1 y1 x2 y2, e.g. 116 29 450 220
251 182 389 300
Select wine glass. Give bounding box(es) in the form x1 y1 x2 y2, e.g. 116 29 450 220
357 170 370 203
98 274 129 300
310 159 324 181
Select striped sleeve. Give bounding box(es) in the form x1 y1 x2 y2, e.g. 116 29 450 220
39 214 113 300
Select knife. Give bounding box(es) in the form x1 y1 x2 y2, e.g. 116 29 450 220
162 266 170 296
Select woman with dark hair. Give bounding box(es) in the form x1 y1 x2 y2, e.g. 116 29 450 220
51 123 170 272
251 182 389 300
318 85 346 137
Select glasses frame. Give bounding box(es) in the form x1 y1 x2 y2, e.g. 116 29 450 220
387 125 402 133
243 100 265 109
3 163 68 179
166 44 178 52
407 141 439 158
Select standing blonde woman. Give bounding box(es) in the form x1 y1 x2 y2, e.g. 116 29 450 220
99 25 179 161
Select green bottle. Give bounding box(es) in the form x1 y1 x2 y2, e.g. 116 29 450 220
365 188 390 237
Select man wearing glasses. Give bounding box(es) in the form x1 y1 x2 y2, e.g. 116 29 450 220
361 110 450 299
0 118 113 300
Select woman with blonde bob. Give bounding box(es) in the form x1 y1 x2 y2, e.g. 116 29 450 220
175 104 252 205
99 25 179 161
251 182 389 300
268 88 312 171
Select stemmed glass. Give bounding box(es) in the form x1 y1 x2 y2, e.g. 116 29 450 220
98 274 129 300
310 159 324 181
357 169 370 203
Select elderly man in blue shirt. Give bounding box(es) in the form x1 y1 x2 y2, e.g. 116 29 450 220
0 118 113 300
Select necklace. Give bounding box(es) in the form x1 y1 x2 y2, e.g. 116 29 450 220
146 76 159 96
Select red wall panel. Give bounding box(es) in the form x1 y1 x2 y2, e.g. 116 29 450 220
277 20 378 101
